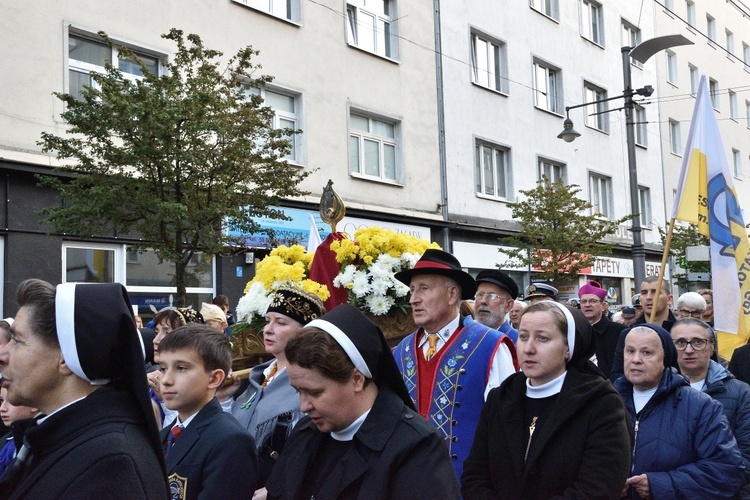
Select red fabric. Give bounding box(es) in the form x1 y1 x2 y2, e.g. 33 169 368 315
416 326 462 418
414 261 453 270
309 232 350 312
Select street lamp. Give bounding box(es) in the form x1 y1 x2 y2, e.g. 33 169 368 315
557 34 693 290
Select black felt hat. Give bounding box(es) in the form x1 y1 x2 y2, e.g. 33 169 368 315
394 249 476 300
475 269 519 299
266 286 326 325
306 304 414 410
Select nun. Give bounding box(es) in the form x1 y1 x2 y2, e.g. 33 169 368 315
0 279 167 499
265 304 459 500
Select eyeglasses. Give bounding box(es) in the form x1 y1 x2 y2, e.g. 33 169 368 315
677 309 704 318
673 338 712 351
579 299 602 305
474 292 508 302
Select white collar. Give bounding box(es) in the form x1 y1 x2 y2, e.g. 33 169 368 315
526 371 567 398
418 315 460 347
330 408 372 442
37 395 88 424
176 410 200 429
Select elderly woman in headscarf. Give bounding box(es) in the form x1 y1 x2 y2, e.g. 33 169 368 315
615 324 744 499
462 301 631 498
265 304 459 500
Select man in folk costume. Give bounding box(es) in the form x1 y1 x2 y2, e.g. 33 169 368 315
392 249 517 480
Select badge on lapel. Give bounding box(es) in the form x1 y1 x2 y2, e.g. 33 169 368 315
168 472 188 500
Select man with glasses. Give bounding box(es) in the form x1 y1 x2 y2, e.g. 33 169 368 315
473 269 519 343
673 292 707 320
579 280 625 379
671 318 750 496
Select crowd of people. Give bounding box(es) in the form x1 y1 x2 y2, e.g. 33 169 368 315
0 248 748 498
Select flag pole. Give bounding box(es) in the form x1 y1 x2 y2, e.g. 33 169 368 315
650 218 676 324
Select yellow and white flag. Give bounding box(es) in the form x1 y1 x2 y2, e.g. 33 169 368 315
672 75 750 359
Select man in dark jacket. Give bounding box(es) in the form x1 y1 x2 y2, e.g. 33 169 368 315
578 280 625 379
671 318 750 497
616 324 744 498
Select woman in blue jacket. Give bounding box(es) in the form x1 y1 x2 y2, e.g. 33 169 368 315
615 324 745 498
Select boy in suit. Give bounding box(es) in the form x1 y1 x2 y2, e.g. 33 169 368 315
158 324 258 499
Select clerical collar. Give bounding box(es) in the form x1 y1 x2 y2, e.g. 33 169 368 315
526 371 567 398
331 408 372 441
418 315 460 347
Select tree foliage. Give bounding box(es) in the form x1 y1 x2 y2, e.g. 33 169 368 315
658 223 710 289
38 29 310 306
501 178 632 282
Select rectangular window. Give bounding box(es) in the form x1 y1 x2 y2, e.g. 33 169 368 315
638 186 652 228
666 50 678 85
664 0 674 10
709 78 719 109
733 149 742 177
635 105 647 147
233 0 299 22
706 14 716 43
746 101 750 128
726 30 734 57
584 81 608 132
538 157 566 184
533 60 562 114
529 0 559 20
730 91 738 120
346 0 396 59
686 1 696 27
744 43 750 71
470 31 508 93
349 111 399 182
474 141 511 199
64 246 116 283
68 32 159 100
669 119 682 155
589 174 613 219
622 20 642 67
244 86 302 162
580 0 604 45
689 64 698 95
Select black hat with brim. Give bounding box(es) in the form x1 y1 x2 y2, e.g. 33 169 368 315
394 249 476 300
475 269 519 299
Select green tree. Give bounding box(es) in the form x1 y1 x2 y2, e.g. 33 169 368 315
501 178 631 282
38 29 309 306
658 223 710 290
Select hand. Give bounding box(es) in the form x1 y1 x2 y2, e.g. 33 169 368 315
147 371 163 401
216 371 241 403
252 487 268 500
625 474 650 499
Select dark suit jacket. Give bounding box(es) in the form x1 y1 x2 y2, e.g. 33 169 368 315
592 315 626 379
162 398 258 500
729 344 750 386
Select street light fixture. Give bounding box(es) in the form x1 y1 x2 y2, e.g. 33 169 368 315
557 34 693 291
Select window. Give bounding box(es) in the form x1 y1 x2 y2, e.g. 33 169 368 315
622 20 642 67
709 78 719 109
584 82 608 132
470 31 508 93
746 101 750 128
533 60 562 114
706 14 716 44
666 50 678 85
589 174 613 219
726 30 735 57
635 105 647 147
348 111 399 182
686 1 696 27
669 119 682 155
733 149 742 177
580 0 604 45
232 0 299 22
638 186 652 227
64 245 117 283
730 91 738 120
664 0 674 10
68 32 159 100
346 0 396 59
689 64 699 95
475 141 511 199
538 157 566 184
744 43 750 71
530 0 559 20
244 86 302 162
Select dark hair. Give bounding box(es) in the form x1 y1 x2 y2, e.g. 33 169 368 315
153 309 185 331
212 295 230 309
285 327 356 383
519 301 568 345
158 323 232 374
16 279 58 348
672 317 713 337
643 275 670 294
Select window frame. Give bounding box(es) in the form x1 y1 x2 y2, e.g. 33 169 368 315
244 85 303 164
529 0 559 21
231 0 301 24
346 0 397 60
533 59 563 115
706 14 716 44
709 78 720 110
580 0 604 46
669 119 682 156
589 173 614 220
537 157 567 184
470 30 509 94
686 1 696 28
622 20 643 68
474 140 512 201
583 81 609 133
726 30 734 58
638 186 652 228
634 105 647 147
746 100 750 129
729 91 738 121
733 149 742 178
348 109 401 184
666 50 678 85
689 63 698 95
744 43 750 72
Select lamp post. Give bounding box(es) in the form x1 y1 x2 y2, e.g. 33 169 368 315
558 34 693 291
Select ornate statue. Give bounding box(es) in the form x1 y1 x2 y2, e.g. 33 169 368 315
320 179 346 233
